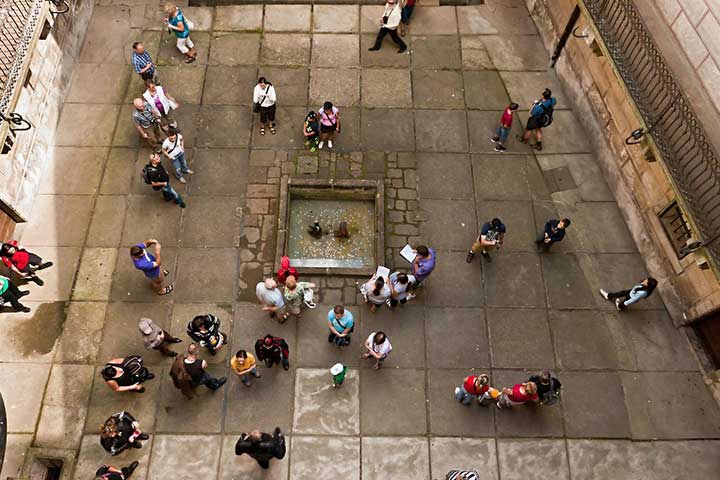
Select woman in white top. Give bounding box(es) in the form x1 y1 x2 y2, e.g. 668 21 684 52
253 77 277 136
362 275 393 312
143 81 179 133
367 0 407 53
388 271 416 308
362 331 392 369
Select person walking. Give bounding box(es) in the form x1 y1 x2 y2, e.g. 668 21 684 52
303 111 320 151
467 218 505 263
367 0 407 53
496 381 538 409
411 245 436 288
318 101 340 150
130 239 174 295
0 275 31 313
178 343 227 392
528 370 562 405
142 153 186 208
144 81 179 134
99 411 148 455
234 428 287 469
454 373 497 406
490 102 519 152
536 218 571 252
253 77 277 136
518 88 556 151
94 461 140 480
138 318 182 357
256 278 288 322
327 305 354 347
0 240 53 286
132 98 162 152
187 314 227 356
101 355 154 393
131 41 158 84
599 277 657 311
254 334 290 370
283 276 316 320
398 0 417 37
362 331 392 369
387 271 415 308
164 3 196 63
231 349 261 387
361 274 392 312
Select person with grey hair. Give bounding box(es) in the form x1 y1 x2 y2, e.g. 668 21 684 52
138 318 182 357
256 278 288 322
131 98 162 152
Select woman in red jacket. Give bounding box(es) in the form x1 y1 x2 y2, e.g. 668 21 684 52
497 381 538 409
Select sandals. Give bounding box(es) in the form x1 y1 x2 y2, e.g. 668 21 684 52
260 127 266 135
157 284 174 296
269 125 277 135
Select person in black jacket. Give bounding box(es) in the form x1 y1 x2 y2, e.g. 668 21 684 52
99 411 148 456
535 218 571 251
101 356 154 393
528 370 562 405
94 461 139 480
235 428 286 469
254 334 290 370
143 153 186 208
187 314 227 355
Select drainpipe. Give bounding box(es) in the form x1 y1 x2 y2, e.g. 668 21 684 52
0 391 6 473
550 5 582 68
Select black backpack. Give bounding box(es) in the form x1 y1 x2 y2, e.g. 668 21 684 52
539 102 554 128
142 163 169 190
141 165 152 185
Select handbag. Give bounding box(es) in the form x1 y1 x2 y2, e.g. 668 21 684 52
303 288 316 309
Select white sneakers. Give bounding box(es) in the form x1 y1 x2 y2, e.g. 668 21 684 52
599 289 609 300
328 140 333 149
318 141 324 149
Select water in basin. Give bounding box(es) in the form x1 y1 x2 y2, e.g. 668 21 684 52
287 198 375 269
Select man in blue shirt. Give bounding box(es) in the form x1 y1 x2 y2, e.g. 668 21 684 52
131 42 158 84
130 239 173 295
467 218 506 263
327 305 354 346
536 218 571 251
519 88 556 151
164 3 196 63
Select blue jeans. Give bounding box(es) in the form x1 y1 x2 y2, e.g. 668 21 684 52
171 152 189 179
161 184 184 205
455 385 477 405
496 126 509 144
240 366 260 385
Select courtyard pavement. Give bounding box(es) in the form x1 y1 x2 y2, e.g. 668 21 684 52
2 1 720 479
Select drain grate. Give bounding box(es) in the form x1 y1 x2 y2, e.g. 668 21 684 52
542 166 577 193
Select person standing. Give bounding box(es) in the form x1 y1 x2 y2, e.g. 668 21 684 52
528 370 562 405
138 318 182 357
536 218 571 252
490 102 519 152
327 305 354 347
99 411 148 455
362 331 392 369
331 362 348 388
234 428 287 469
130 239 174 295
411 245 436 287
161 128 193 184
302 111 320 151
131 41 158 84
254 334 290 370
398 0 417 37
367 0 407 53
454 373 496 406
387 271 415 308
253 77 277 136
361 274 392 313
318 101 340 150
142 153 186 208
180 343 227 392
0 240 53 286
164 3 196 63
0 275 31 313
599 277 657 311
256 278 288 322
143 81 179 134
101 356 154 393
467 218 505 263
132 98 162 152
496 381 538 409
518 88 556 151
94 461 140 480
282 276 316 320
186 314 227 356
231 349 261 387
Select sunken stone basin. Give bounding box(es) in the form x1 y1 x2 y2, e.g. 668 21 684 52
276 178 385 276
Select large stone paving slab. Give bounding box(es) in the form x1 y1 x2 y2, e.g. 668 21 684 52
314 5 360 33
361 34 412 68
360 306 426 368
361 108 415 151
264 5 312 32
54 302 107 364
497 439 569 480
40 147 107 195
461 35 495 70
560 372 631 438
427 368 495 436
290 436 360 480
214 5 264 31
0 363 50 432
426 251 484 306
296 303 363 367
409 7 458 35
312 34 359 67
410 35 462 69
474 200 537 253
20 195 93 246
429 437 498 480
419 199 477 250
178 196 242 247
550 310 619 370
499 71 568 110
541 253 596 309
189 148 249 196
262 34 312 65
74 434 152 480
362 69 412 108
158 32 211 66
218 434 289 480
467 110 528 153
209 32 261 65
155 366 226 433
457 4 538 35
471 155 533 201
174 248 238 302
413 70 465 109
155 65 206 104
361 437 429 480
414 110 468 152
310 68 360 107
536 154 615 202
464 71 510 110
416 153 473 199
148 435 222 480
488 309 554 368
425 308 489 368
256 67 309 106
1 434 32 480
480 35 550 71
202 66 258 105
196 105 252 147
360 368 427 435
292 368 359 434
20 247 81 302
87 196 127 247
120 195 182 246
483 253 545 308
250 106 307 149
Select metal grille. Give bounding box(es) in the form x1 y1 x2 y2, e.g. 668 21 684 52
583 0 720 266
0 0 44 123
658 201 692 258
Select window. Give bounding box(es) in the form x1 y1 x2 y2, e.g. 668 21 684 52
1 130 16 155
658 200 692 258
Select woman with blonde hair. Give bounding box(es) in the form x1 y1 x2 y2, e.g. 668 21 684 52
163 3 196 63
496 381 539 409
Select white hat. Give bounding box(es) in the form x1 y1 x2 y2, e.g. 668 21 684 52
330 363 344 375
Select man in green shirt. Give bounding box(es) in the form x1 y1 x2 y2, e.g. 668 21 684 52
0 275 30 312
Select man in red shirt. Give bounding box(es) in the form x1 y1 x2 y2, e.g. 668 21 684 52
0 240 53 286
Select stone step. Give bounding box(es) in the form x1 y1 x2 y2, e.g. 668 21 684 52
190 0 484 6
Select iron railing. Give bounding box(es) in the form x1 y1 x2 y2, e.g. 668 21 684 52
582 0 720 266
0 0 45 127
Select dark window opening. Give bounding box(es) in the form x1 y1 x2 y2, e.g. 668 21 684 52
40 18 52 40
29 457 64 480
658 201 692 258
1 131 16 155
693 312 720 369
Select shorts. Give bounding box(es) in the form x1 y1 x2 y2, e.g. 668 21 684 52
526 116 543 131
287 304 301 315
176 36 195 54
19 253 43 273
320 123 336 133
260 104 276 124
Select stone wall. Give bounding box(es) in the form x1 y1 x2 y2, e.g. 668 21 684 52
0 0 95 225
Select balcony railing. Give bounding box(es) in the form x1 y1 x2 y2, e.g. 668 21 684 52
581 0 720 267
0 0 45 126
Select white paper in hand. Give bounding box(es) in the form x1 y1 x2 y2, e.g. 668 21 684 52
375 266 390 279
400 244 416 263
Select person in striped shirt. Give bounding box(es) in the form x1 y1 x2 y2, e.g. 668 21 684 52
446 470 479 480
